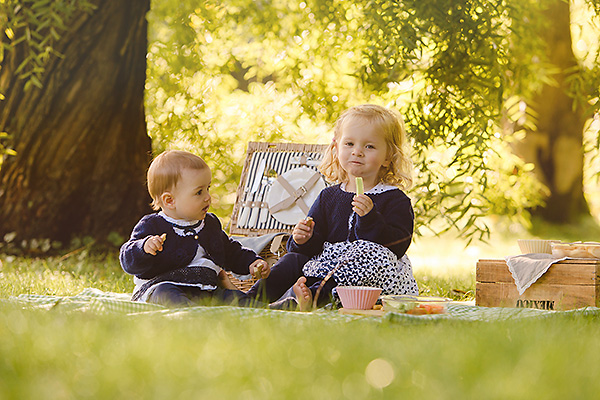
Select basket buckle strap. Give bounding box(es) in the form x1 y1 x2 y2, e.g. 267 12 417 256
297 154 309 166
269 172 321 215
242 200 269 208
269 233 287 255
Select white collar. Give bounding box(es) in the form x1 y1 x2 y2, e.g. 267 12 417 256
341 182 398 194
159 211 205 237
159 211 201 226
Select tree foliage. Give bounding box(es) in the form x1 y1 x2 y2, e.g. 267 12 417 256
3 0 599 245
0 0 95 89
0 0 95 164
146 0 600 241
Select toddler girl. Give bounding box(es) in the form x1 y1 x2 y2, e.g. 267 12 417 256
248 104 418 310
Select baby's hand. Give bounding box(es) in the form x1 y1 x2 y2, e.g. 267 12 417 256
218 269 238 290
352 194 373 217
249 259 270 279
293 217 314 245
144 233 166 255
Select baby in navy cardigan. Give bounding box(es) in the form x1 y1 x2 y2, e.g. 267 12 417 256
120 150 270 307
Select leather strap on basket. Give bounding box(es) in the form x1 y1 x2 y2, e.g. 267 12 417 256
269 172 321 215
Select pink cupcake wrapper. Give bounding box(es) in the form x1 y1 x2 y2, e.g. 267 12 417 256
337 286 382 310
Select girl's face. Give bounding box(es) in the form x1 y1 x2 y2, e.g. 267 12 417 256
336 118 390 189
163 167 212 221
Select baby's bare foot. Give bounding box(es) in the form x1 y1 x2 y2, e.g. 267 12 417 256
292 277 312 312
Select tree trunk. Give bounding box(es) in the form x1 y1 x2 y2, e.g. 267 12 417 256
0 0 152 246
513 0 589 223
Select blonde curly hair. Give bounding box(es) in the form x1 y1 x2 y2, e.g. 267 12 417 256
319 104 413 189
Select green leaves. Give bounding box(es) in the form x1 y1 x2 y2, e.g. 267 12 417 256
0 131 16 169
145 0 572 238
0 0 95 91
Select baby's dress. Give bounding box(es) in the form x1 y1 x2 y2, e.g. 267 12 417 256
302 239 419 296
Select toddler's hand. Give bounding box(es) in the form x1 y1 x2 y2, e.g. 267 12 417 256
250 259 270 279
144 233 166 255
352 194 373 217
292 217 314 245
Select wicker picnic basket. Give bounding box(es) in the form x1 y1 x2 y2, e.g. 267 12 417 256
227 141 328 291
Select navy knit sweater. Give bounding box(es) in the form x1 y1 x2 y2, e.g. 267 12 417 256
120 213 260 280
287 184 414 259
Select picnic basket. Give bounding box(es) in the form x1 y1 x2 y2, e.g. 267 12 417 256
227 141 328 291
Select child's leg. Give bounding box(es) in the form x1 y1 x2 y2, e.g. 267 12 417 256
148 283 200 307
214 288 267 308
151 284 266 308
246 252 309 302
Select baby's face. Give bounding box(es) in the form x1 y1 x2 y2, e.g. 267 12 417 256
168 167 212 221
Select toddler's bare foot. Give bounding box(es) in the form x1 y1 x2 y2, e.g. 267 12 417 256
292 277 312 312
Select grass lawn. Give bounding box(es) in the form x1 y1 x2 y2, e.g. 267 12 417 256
1 224 599 399
2 304 599 399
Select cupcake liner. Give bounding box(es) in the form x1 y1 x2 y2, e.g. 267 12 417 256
337 286 382 310
517 239 554 254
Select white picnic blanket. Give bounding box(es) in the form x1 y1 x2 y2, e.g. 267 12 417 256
4 288 600 322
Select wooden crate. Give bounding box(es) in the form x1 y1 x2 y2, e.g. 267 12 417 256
476 258 600 310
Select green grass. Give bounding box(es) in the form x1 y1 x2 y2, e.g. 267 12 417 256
2 223 600 399
0 251 131 298
1 304 599 399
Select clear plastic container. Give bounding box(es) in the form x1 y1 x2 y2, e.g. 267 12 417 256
551 242 600 259
380 295 450 315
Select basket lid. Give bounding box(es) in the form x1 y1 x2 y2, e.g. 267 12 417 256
266 166 326 225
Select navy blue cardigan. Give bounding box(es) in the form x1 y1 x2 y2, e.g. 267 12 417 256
120 213 260 280
287 184 413 259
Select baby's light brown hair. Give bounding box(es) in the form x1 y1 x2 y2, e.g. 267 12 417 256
147 150 209 210
319 104 413 189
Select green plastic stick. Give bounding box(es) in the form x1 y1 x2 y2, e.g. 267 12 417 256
356 177 364 195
